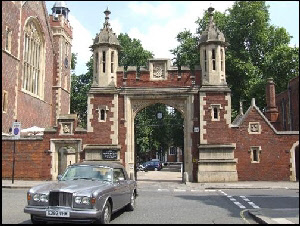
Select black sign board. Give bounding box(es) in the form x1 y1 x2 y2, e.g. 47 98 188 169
102 150 118 160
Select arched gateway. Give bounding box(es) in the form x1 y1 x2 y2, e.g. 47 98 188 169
83 7 237 182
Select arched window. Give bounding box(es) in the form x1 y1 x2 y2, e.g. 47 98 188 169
220 48 224 71
204 50 207 72
22 18 44 98
111 51 114 73
102 51 106 73
212 49 216 70
95 52 98 73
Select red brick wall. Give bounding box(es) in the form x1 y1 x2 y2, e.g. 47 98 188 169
275 76 299 131
203 92 232 144
2 138 52 180
16 2 53 129
117 70 201 87
2 2 21 133
233 107 298 181
86 94 114 144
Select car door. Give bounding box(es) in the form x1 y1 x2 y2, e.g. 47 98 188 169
113 168 130 208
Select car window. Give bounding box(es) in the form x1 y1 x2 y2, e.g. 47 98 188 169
113 168 125 182
61 165 112 182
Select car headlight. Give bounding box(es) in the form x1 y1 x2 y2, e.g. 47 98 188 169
32 193 48 202
82 197 90 205
75 196 82 204
74 196 90 205
40 194 48 202
33 194 40 202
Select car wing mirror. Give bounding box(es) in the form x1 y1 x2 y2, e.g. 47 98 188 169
57 175 62 181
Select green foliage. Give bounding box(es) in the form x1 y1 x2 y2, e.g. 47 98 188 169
135 104 184 161
118 33 154 68
71 53 78 71
170 30 199 70
171 1 299 117
70 56 93 128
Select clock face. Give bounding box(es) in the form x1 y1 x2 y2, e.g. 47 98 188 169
64 58 68 68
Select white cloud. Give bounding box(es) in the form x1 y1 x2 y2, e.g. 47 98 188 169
68 14 93 75
128 2 176 19
110 19 122 35
128 1 234 63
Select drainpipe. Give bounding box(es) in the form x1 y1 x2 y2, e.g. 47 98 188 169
288 84 293 130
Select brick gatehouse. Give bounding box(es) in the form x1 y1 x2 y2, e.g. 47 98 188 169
2 2 299 182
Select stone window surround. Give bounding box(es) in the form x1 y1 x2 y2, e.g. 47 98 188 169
22 17 45 99
97 105 109 122
248 122 262 134
5 26 12 53
209 104 223 121
2 90 8 113
249 146 261 163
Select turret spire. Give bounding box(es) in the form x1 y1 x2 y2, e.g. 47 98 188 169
103 7 111 28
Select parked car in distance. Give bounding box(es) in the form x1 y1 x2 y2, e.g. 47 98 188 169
24 161 137 224
139 160 162 171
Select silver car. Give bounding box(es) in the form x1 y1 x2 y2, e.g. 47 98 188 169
24 161 137 224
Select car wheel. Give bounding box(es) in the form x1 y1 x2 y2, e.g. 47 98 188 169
30 215 46 224
126 191 136 211
99 201 111 224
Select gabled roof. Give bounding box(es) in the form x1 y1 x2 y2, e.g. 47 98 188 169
231 98 299 135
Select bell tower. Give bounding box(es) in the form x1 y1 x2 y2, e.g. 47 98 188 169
91 8 120 87
199 7 229 87
50 1 73 125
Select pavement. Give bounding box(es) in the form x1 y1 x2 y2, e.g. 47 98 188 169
2 178 299 224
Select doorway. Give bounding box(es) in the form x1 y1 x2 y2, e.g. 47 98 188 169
124 94 195 183
134 103 184 183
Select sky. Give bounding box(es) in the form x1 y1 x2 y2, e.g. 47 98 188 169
45 1 299 76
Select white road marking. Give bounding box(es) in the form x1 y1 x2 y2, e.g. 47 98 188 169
158 189 169 192
272 218 294 224
174 189 186 192
233 201 246 209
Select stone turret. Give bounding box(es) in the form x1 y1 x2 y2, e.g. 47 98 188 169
199 7 229 87
91 8 120 87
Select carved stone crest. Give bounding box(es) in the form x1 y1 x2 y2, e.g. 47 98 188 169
248 122 261 134
153 64 164 78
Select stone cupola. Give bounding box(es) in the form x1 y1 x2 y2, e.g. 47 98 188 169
52 1 70 20
91 8 120 87
199 7 229 87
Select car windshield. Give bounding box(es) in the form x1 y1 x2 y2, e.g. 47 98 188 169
60 165 113 182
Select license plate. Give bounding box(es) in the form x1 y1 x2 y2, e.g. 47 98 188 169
46 209 70 218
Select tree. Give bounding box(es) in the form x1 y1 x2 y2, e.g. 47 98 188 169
170 1 299 118
118 33 154 69
135 104 184 162
70 55 93 128
170 30 199 71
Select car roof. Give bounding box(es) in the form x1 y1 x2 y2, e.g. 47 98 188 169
71 161 124 169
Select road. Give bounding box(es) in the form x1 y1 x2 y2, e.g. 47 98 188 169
2 165 299 224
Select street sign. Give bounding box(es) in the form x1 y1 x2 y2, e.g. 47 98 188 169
12 122 21 139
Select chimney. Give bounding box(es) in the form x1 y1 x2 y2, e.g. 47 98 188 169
265 78 278 122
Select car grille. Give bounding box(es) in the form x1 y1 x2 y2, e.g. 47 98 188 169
49 192 73 207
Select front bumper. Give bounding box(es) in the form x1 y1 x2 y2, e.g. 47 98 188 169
24 206 101 223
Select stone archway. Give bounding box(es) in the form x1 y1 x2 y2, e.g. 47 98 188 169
123 93 195 182
50 139 82 180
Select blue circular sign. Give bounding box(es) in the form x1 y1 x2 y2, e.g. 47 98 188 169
14 128 19 135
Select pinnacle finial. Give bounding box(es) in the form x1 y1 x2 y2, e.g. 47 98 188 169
103 7 111 28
